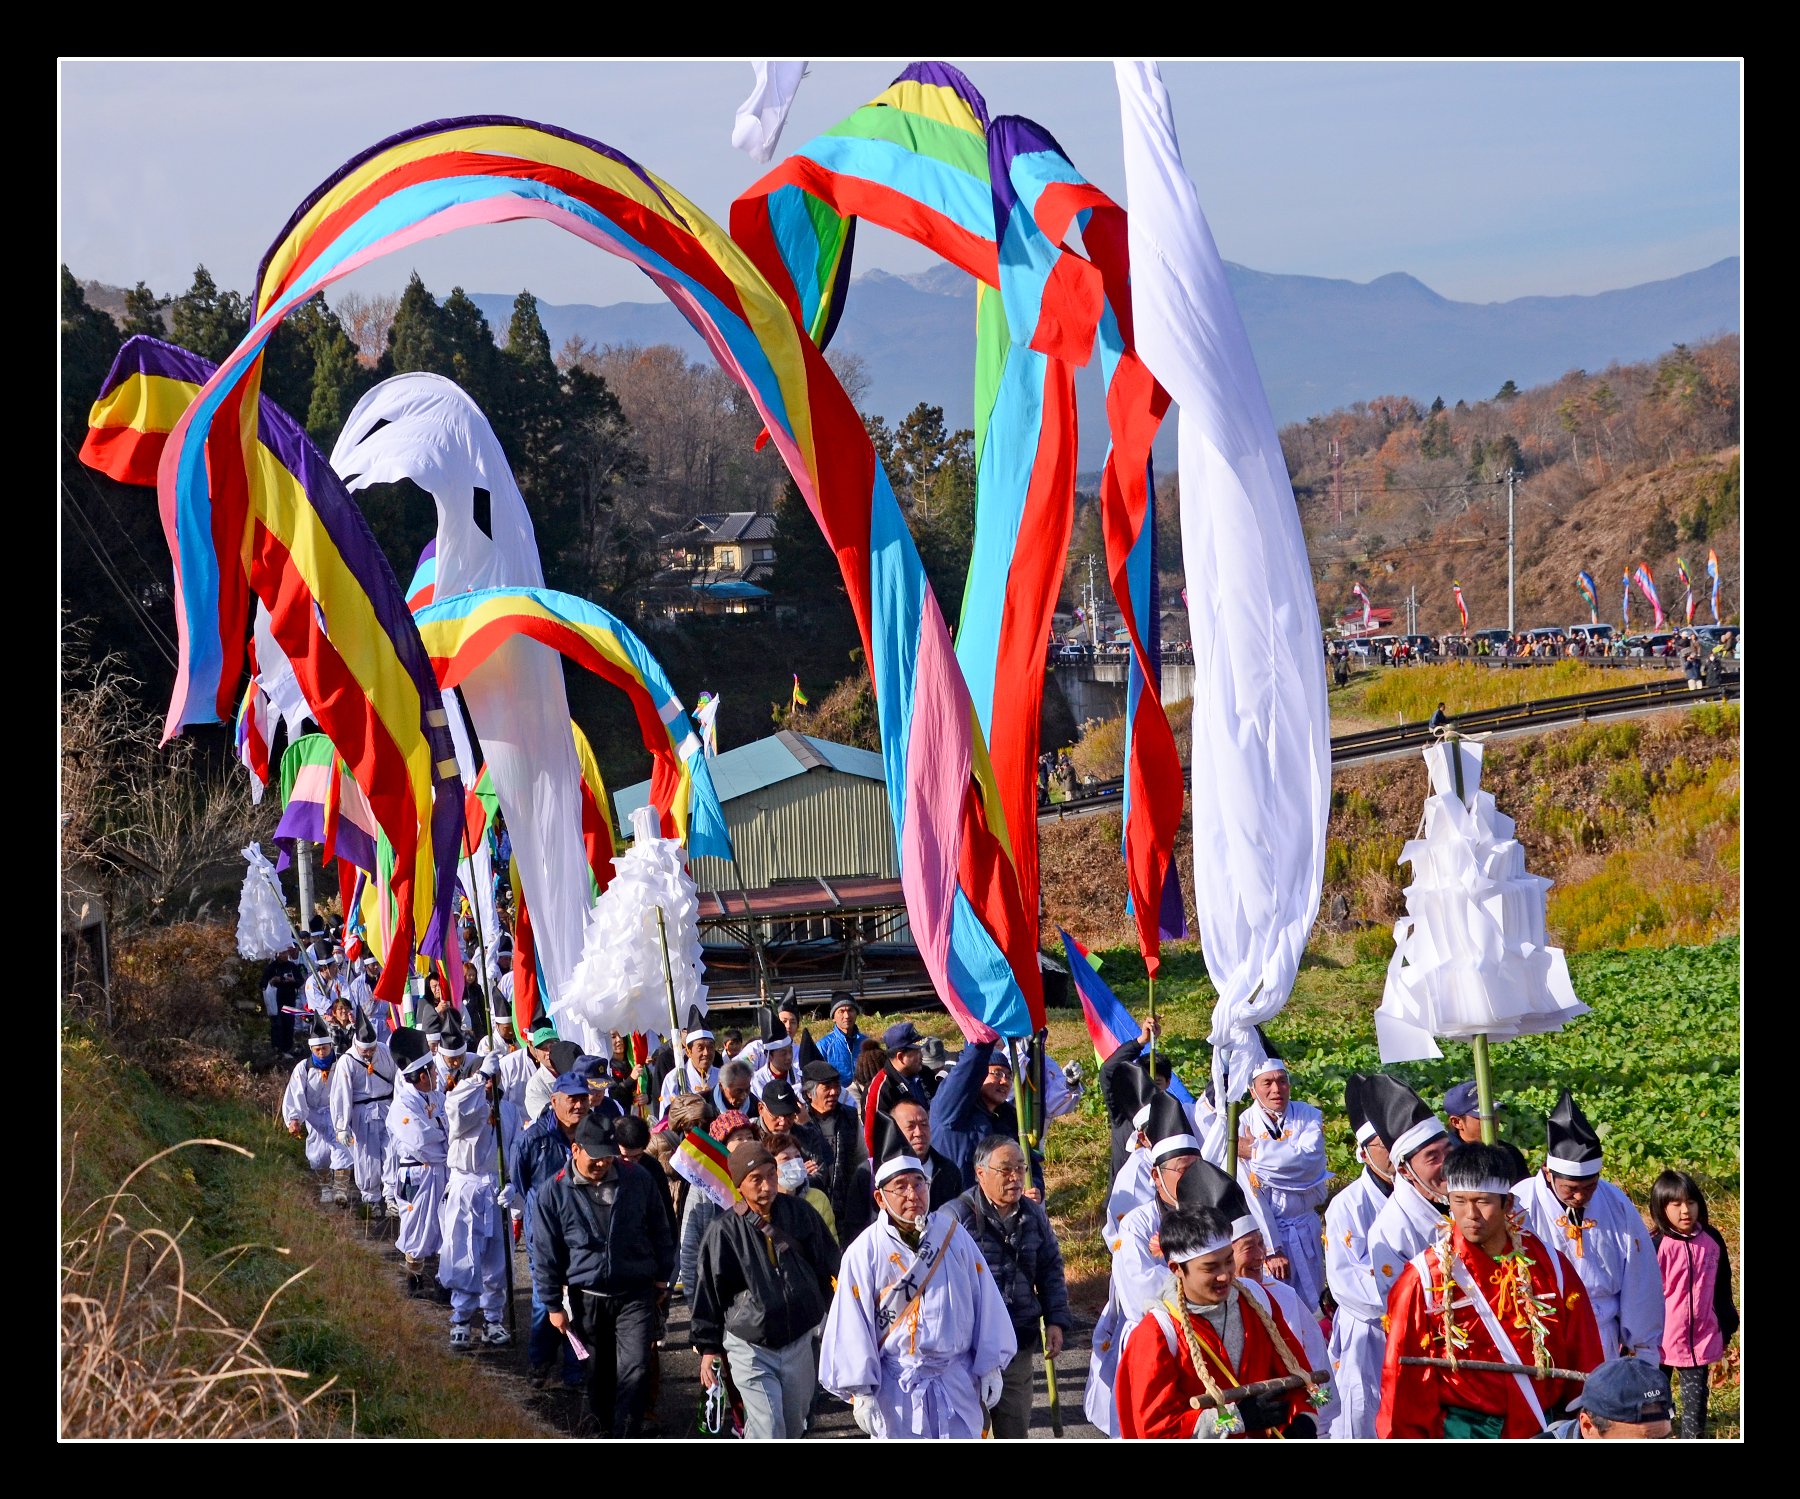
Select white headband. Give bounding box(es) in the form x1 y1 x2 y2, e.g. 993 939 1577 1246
1355 1119 1381 1146
1251 1058 1288 1079
1447 1177 1515 1195
875 1154 927 1187
763 1035 792 1052
686 1029 715 1045
1151 1133 1202 1164
1229 1214 1260 1242
1545 1154 1602 1178
1392 1116 1447 1165
1168 1234 1236 1265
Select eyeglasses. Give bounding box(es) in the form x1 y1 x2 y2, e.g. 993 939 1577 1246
980 1162 1026 1178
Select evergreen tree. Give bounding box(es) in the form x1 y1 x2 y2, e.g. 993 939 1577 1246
119 281 167 339
386 272 447 375
169 265 249 363
768 476 841 605
495 290 565 501
61 267 120 434
439 286 499 408
305 308 372 446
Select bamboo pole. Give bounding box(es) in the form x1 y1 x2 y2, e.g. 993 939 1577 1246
1187 1367 1333 1412
1447 734 1498 1146
656 906 684 1061
1400 1356 1587 1382
1007 1037 1062 1437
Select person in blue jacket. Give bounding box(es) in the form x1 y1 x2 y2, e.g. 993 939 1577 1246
928 1040 1043 1198
814 994 866 1087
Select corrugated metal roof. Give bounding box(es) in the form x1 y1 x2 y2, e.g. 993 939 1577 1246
613 732 884 822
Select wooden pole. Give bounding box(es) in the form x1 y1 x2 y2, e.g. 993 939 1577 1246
1187 1367 1333 1412
1007 1037 1062 1437
656 906 684 1059
1400 1356 1587 1382
1146 974 1157 1076
1447 734 1497 1145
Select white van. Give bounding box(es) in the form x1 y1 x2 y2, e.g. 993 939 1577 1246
1568 623 1615 645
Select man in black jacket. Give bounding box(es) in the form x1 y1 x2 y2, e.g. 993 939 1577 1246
948 1134 1072 1439
534 1115 675 1437
886 1098 963 1211
692 1143 841 1439
793 1060 871 1242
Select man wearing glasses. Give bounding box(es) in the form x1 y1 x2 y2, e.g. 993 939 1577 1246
949 1136 1072 1438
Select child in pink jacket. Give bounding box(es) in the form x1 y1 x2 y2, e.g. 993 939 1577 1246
1650 1170 1739 1438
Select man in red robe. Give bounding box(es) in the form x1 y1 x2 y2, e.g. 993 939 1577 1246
1379 1143 1603 1438
1116 1205 1323 1439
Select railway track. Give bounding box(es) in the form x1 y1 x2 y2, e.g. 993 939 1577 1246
1041 674 1739 822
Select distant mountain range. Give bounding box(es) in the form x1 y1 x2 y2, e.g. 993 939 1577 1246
472 256 1738 469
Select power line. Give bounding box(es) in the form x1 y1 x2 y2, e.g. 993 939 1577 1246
59 486 179 667
59 431 177 596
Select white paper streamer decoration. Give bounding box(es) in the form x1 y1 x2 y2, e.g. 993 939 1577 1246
1373 741 1589 1062
558 806 709 1052
236 844 293 961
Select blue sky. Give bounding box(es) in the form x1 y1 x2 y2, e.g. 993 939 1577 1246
59 59 1740 311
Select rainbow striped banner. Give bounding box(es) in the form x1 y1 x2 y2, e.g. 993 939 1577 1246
137 113 1036 1044
1633 563 1664 629
734 62 1182 981
670 1125 739 1211
412 587 729 861
570 721 618 896
81 336 462 1001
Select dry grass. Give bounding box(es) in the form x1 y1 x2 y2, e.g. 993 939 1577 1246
61 1137 336 1439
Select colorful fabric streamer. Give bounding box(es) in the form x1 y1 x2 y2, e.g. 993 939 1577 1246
1622 570 1632 629
671 1125 739 1211
1576 570 1599 625
569 720 618 897
412 587 731 861
1707 549 1720 623
789 674 808 710
1676 556 1695 625
406 538 438 611
1633 563 1664 629
273 733 336 870
1353 582 1372 627
81 336 462 1002
733 61 1181 979
1059 928 1195 1110
141 112 1037 1044
235 673 273 803
1452 581 1469 633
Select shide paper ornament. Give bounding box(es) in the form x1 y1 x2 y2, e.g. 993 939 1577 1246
1373 739 1589 1063
236 843 293 960
559 806 709 1055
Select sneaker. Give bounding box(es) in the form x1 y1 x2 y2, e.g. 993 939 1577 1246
480 1321 511 1348
385 1200 401 1219
449 1323 473 1351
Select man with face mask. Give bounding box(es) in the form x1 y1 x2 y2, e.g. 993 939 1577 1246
691 1142 841 1440
283 1014 355 1207
817 1121 1016 1439
1363 1073 1455 1313
1323 1073 1399 1438
387 1026 450 1300
1510 1090 1663 1363
1378 1143 1601 1438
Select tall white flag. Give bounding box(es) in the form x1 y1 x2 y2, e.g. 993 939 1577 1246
732 62 809 164
1115 62 1331 1114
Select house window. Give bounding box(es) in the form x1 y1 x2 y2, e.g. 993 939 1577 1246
716 547 737 569
754 547 774 562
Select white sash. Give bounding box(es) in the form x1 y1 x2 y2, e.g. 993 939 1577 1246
875 1211 960 1344
1417 1246 1546 1428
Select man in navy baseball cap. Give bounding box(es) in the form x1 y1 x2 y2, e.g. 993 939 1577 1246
1442 1079 1527 1181
1535 1357 1672 1440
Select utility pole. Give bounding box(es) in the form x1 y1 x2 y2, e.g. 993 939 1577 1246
1084 554 1099 650
1505 469 1519 635
1330 439 1343 526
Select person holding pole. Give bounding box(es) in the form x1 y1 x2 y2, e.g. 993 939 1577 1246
1378 1142 1601 1438
1363 1074 1454 1312
329 1008 395 1220
1234 1045 1330 1315
1115 1205 1322 1439
436 1012 512 1350
1323 1073 1397 1439
948 1133 1072 1439
657 1007 718 1120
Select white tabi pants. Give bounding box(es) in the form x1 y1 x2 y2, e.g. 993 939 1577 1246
346 1101 388 1204
303 1117 352 1172
438 1170 506 1323
1326 1309 1385 1440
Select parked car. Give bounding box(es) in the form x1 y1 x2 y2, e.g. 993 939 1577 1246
1468 627 1511 652
1400 634 1439 659
1568 623 1615 645
1621 632 1680 658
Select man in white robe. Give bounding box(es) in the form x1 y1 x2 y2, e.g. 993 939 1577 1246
283 1014 353 1205
657 1013 718 1120
1236 1051 1331 1314
1511 1090 1664 1362
436 1014 511 1350
1323 1073 1397 1439
818 1137 1015 1438
387 1026 450 1298
1083 1090 1202 1436
1362 1075 1453 1313
328 1008 394 1218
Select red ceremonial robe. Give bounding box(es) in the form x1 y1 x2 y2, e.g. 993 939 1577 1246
1117 1278 1312 1439
1377 1225 1602 1438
